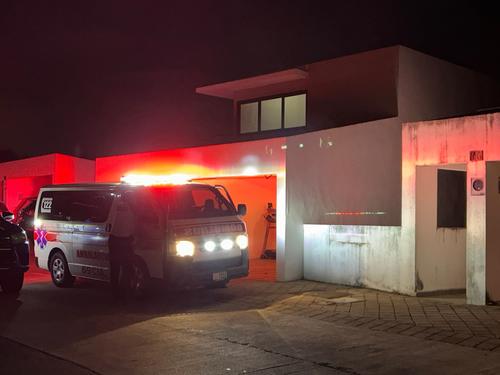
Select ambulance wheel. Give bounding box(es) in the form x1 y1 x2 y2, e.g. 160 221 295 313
1 271 24 294
128 258 150 299
50 251 75 288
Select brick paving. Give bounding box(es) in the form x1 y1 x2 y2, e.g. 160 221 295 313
247 279 500 353
22 258 500 354
229 258 500 355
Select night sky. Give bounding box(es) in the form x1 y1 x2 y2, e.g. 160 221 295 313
1 1 499 161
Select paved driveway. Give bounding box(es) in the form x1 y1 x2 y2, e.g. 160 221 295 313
1 272 500 374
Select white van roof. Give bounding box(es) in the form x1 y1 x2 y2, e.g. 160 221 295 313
40 183 121 190
39 182 209 190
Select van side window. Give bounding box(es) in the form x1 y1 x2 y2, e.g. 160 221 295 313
38 190 114 223
70 191 114 223
38 191 72 221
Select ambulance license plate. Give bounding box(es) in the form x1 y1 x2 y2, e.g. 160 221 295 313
212 271 227 281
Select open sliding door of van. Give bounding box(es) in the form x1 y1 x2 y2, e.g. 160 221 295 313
68 190 114 281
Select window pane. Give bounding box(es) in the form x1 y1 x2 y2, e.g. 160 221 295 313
437 170 466 228
284 94 306 128
38 190 114 222
38 191 71 221
240 102 258 133
261 98 282 131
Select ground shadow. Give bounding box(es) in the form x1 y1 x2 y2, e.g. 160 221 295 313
0 274 311 353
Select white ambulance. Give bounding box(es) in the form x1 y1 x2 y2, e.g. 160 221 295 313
33 181 249 294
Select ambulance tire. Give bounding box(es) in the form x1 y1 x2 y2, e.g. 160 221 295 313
128 257 150 299
49 251 75 288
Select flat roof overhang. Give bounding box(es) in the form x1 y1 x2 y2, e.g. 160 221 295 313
196 68 308 100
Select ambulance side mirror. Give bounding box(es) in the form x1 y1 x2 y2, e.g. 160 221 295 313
237 204 247 217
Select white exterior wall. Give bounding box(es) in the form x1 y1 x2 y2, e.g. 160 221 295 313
287 117 412 292
304 225 402 292
287 47 498 295
403 113 500 304
0 154 56 179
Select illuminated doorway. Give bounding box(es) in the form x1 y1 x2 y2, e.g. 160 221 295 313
194 175 277 281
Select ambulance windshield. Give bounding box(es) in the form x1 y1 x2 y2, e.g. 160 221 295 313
165 185 236 220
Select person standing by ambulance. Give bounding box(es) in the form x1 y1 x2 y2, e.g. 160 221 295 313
109 193 136 298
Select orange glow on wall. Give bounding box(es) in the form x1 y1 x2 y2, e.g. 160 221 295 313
95 139 286 183
197 175 277 260
95 139 285 267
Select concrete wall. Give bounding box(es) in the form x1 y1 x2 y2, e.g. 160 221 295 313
4 175 52 210
0 154 56 180
404 113 500 304
306 47 399 129
0 153 95 209
95 138 285 183
415 165 466 293
398 46 500 123
228 45 400 125
53 154 95 184
304 225 403 292
486 162 500 302
287 117 402 227
286 117 405 284
290 47 498 289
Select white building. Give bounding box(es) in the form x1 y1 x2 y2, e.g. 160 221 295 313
4 46 499 305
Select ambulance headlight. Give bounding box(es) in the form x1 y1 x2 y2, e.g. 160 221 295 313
175 241 195 257
220 238 234 251
236 234 248 250
204 240 216 252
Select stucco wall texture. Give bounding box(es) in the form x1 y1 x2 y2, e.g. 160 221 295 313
403 113 500 305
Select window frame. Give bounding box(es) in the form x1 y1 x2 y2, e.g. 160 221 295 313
238 91 307 134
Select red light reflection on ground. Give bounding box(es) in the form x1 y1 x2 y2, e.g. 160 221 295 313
240 258 276 282
24 266 51 284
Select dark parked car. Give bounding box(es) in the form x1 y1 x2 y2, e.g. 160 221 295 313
0 216 29 294
13 196 37 239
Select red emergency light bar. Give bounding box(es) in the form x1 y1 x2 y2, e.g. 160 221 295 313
120 174 195 186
